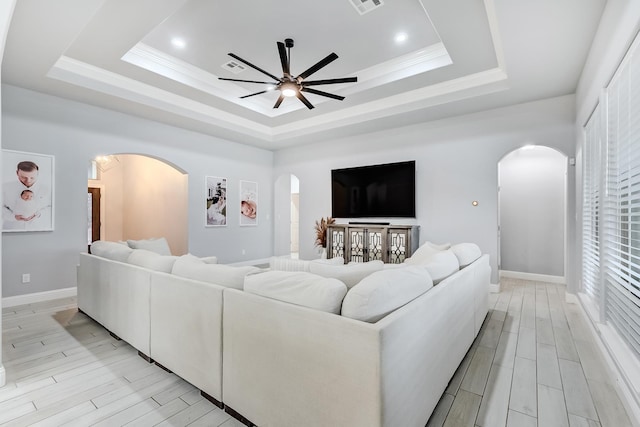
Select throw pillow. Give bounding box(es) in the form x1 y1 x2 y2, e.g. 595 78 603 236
450 243 482 268
127 249 177 273
423 249 460 284
126 237 172 256
171 257 261 289
244 271 347 314
341 266 433 323
90 240 133 263
309 260 384 288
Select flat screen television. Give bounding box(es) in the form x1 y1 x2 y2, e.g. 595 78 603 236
331 161 416 218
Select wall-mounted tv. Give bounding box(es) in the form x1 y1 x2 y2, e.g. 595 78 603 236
331 160 416 218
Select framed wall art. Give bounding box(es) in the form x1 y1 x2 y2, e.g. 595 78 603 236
239 180 257 226
2 150 55 232
206 176 227 226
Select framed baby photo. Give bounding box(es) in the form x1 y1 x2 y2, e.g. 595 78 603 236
205 176 227 227
2 150 55 232
239 180 257 226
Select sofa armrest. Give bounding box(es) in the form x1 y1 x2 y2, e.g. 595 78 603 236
223 289 382 427
150 272 224 402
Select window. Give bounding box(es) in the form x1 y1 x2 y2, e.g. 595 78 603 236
583 31 640 360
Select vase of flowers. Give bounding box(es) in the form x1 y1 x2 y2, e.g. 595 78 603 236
314 217 335 258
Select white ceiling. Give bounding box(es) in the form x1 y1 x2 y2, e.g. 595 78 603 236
1 0 606 150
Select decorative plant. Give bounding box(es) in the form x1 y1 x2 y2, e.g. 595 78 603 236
314 217 335 248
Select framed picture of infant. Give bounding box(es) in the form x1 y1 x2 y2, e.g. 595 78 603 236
206 176 227 227
239 180 257 226
2 150 55 232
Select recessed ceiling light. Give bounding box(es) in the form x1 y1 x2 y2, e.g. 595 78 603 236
395 33 408 43
171 38 186 48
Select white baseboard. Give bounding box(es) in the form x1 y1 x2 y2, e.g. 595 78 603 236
565 292 579 305
577 293 640 426
499 270 566 284
2 287 77 308
490 283 501 293
0 364 5 387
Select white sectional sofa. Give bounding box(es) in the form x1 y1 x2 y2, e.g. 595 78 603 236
77 239 490 427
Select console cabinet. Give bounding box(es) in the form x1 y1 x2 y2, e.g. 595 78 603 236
327 224 419 264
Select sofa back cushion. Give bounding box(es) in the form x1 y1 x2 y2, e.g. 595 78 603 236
244 271 348 314
127 237 172 256
341 267 433 323
451 243 482 268
127 249 178 273
90 240 133 262
309 260 384 288
423 249 460 284
171 257 261 289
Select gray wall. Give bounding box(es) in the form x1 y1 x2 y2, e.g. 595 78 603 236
1 85 274 298
499 146 566 276
274 95 577 285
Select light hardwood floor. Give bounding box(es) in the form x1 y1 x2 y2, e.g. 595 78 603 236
0 279 636 426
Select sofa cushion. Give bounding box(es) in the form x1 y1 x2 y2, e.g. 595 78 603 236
244 271 348 314
451 243 482 268
171 257 261 289
179 253 218 264
269 257 343 272
127 249 178 273
423 249 460 284
90 240 134 262
404 241 450 265
127 237 172 256
309 260 384 288
269 257 310 272
341 267 433 323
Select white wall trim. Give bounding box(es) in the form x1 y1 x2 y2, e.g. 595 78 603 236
564 292 579 305
2 287 77 308
490 283 501 293
499 270 566 284
577 293 640 426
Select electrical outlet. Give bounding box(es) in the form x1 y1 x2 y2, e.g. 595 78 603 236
22 273 30 284
241 249 246 255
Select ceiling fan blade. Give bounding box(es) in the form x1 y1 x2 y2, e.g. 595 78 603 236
273 94 285 109
296 52 339 80
219 77 277 85
296 92 315 109
302 77 358 86
277 42 290 76
228 53 281 82
300 87 345 101
240 90 269 99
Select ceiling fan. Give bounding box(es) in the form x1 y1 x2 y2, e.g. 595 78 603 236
219 38 357 110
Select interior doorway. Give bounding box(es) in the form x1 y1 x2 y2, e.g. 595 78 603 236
87 187 101 251
290 175 300 258
498 145 567 280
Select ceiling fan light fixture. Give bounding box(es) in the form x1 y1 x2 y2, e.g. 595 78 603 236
281 82 298 97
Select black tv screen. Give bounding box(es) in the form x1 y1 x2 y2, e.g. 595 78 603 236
331 161 416 218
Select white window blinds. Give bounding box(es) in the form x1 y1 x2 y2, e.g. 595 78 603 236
583 105 602 303
602 33 640 358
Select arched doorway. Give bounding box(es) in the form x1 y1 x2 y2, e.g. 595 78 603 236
88 153 189 255
498 146 567 281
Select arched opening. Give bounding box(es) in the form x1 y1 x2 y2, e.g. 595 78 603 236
290 175 300 258
87 153 189 255
498 145 567 282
